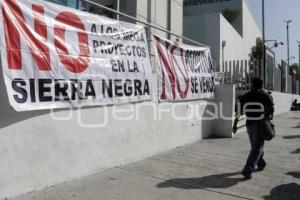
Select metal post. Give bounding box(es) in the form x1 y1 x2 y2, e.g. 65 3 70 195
116 0 120 20
222 41 226 72
286 61 288 93
298 42 300 94
262 0 266 86
284 20 292 92
297 41 300 70
287 24 290 68
295 42 300 94
167 0 171 39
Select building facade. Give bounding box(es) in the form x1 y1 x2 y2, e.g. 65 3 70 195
46 0 183 40
1 1 300 199
46 0 183 68
0 1 211 199
183 0 262 83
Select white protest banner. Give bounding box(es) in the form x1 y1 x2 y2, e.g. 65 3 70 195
0 0 152 111
152 35 215 102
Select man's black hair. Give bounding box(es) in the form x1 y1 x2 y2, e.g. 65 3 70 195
251 78 263 90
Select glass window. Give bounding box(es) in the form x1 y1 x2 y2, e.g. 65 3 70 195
46 0 78 8
78 0 116 19
46 0 126 20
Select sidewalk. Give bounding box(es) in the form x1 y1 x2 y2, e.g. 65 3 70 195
8 112 300 200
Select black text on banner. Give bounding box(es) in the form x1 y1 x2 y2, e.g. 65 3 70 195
0 0 152 111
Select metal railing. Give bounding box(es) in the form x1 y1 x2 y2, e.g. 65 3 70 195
81 0 209 48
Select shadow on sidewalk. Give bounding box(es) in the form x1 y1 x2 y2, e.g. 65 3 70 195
289 117 300 120
263 183 300 200
282 135 300 139
156 172 244 190
286 172 300 179
291 148 300 154
263 153 300 199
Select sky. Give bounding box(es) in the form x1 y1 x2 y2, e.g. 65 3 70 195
248 0 300 64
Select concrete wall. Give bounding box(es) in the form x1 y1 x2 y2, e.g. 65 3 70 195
220 13 244 63
183 0 243 35
274 67 282 92
0 1 235 198
296 81 300 95
237 90 300 115
287 75 293 94
220 0 261 72
241 0 261 54
0 57 235 200
212 84 236 138
272 92 300 115
136 0 183 38
170 0 183 41
183 0 261 71
184 13 221 68
136 0 183 72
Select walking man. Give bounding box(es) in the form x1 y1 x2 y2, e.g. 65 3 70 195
233 78 274 179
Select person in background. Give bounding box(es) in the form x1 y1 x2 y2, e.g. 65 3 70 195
233 78 274 180
291 99 300 111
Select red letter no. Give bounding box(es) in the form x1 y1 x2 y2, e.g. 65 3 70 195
54 12 90 73
2 0 50 70
2 0 90 73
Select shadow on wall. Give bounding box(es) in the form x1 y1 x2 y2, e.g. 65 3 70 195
204 85 235 139
0 67 49 129
200 97 233 139
201 100 216 139
156 172 244 190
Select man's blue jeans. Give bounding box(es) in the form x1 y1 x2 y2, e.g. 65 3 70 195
243 122 266 174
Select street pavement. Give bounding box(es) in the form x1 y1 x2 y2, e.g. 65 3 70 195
7 112 300 200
